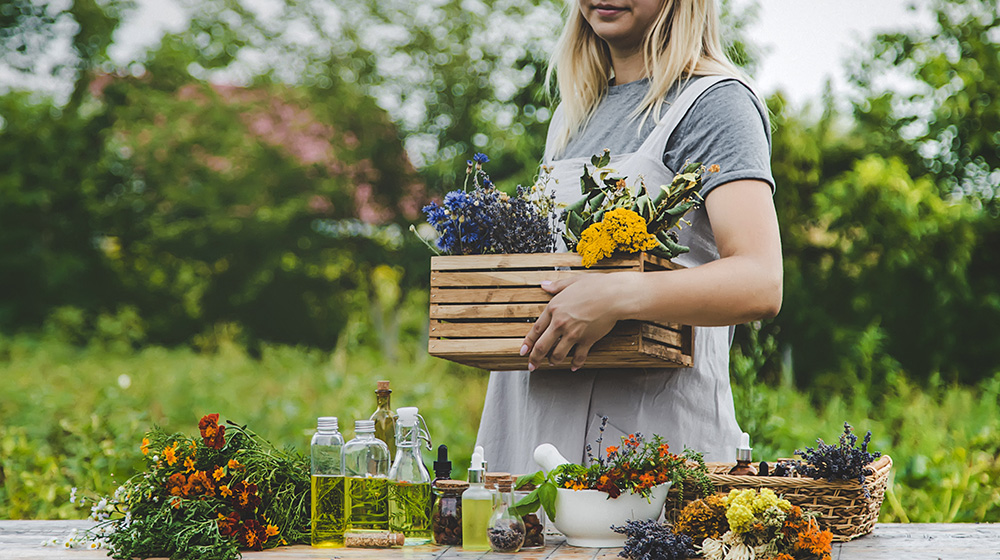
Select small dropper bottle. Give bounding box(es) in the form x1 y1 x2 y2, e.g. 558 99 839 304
728 432 758 475
432 444 452 483
460 450 491 551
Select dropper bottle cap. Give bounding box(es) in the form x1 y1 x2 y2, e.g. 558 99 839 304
433 444 452 479
736 432 753 462
468 450 485 483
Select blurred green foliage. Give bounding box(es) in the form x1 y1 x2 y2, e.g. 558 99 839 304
1 0 999 523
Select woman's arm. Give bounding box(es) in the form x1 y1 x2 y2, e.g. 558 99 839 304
520 179 782 371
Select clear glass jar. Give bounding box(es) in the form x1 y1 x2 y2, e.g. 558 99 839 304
310 417 345 548
432 479 468 545
343 420 391 532
514 479 545 550
487 477 525 553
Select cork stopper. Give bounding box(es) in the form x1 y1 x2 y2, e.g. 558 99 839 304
390 532 405 546
484 471 510 490
512 474 535 491
376 380 391 393
496 476 514 493
434 479 470 491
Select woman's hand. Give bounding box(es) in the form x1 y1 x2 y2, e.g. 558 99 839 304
519 272 632 371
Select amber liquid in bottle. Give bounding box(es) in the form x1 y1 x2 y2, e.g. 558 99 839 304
371 380 397 459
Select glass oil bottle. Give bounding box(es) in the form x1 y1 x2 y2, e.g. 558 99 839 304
370 380 397 459
310 417 345 547
343 419 391 532
387 406 434 545
460 450 492 551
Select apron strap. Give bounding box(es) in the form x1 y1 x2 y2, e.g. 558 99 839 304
635 75 733 157
543 105 565 164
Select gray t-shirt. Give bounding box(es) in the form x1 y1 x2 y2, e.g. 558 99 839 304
562 78 774 198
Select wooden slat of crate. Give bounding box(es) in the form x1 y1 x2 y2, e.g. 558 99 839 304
428 252 694 371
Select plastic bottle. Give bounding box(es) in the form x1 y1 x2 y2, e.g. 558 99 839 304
343 420 391 532
728 432 758 475
487 476 525 553
460 450 492 551
310 417 345 547
370 380 397 459
387 407 433 545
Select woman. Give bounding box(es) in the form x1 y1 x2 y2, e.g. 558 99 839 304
476 0 782 473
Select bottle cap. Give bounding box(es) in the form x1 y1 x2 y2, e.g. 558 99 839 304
355 419 376 432
377 380 391 392
433 444 452 479
396 407 419 427
496 476 514 492
317 417 338 431
736 431 753 462
470 451 485 471
475 445 487 471
484 472 510 490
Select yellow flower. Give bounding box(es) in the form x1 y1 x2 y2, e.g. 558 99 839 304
228 459 242 470
213 466 226 481
726 503 755 534
140 437 150 456
219 484 232 498
184 457 196 473
163 442 179 466
576 208 657 267
265 524 280 538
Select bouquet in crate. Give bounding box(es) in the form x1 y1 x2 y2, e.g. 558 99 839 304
416 151 711 371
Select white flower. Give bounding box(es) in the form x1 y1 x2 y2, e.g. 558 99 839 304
69 487 78 504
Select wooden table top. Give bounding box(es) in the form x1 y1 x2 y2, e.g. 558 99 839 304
1 521 998 560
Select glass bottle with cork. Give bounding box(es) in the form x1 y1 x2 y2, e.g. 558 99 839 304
487 476 525 553
370 380 397 459
513 476 545 550
343 420 391 532
483 472 509 509
387 406 433 545
431 479 468 545
310 417 345 547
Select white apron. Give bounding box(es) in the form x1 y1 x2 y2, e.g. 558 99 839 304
476 76 743 474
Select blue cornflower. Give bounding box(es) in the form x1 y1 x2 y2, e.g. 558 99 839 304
473 152 489 165
483 177 494 189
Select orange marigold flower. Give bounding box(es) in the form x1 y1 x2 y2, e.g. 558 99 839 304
213 466 226 481
658 443 670 457
606 446 619 455
140 437 150 456
265 524 279 538
228 459 243 470
184 457 196 473
219 484 232 498
615 179 627 190
199 413 227 450
599 475 610 485
163 442 179 466
563 481 574 488
708 164 721 173
639 473 656 487
795 518 833 560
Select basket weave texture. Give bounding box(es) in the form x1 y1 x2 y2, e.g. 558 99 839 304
669 455 892 543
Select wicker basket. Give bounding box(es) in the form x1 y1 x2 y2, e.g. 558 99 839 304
668 455 892 542
428 252 693 370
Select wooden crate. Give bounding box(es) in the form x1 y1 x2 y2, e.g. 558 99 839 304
428 252 694 371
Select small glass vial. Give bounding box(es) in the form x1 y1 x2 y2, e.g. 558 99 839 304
728 432 758 476
487 477 525 553
483 471 509 509
513 478 545 550
432 479 468 545
461 451 491 551
344 531 404 548
310 417 345 548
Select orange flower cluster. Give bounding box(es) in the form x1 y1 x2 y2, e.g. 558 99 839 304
199 413 227 450
556 431 691 499
675 493 729 544
140 414 282 552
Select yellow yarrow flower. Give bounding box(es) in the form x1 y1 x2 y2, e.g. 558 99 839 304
576 208 657 267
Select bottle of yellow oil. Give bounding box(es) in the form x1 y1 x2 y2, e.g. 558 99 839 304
461 450 492 551
310 417 345 547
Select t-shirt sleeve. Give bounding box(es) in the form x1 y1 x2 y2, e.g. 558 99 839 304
662 80 774 198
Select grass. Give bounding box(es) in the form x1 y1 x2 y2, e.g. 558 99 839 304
1 310 999 523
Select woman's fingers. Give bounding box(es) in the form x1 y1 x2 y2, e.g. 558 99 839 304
521 308 550 363
569 339 596 371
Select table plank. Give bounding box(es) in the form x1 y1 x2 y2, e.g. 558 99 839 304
3 521 999 559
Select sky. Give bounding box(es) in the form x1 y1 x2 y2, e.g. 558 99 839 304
748 0 930 106
109 0 931 107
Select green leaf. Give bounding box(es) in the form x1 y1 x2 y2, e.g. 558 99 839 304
596 150 611 168
538 481 558 521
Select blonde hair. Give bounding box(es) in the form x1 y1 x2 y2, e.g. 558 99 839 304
546 0 749 156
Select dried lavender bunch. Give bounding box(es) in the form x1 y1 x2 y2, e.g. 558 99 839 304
420 153 555 255
611 519 695 560
795 422 881 497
